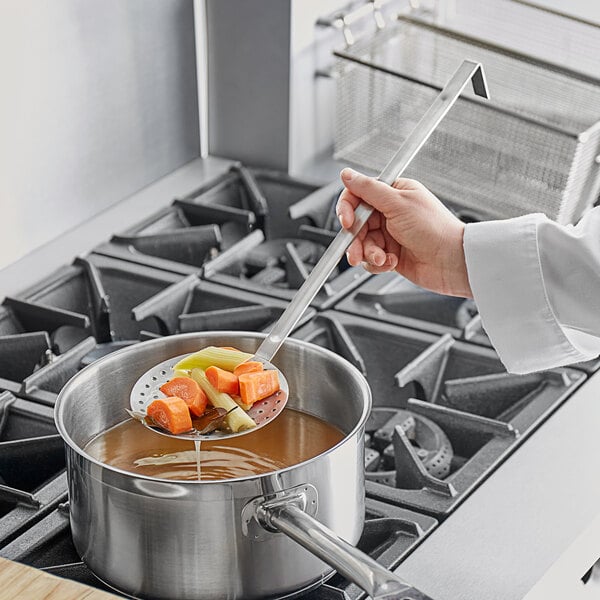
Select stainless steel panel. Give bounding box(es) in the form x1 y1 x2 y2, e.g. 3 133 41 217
206 0 291 170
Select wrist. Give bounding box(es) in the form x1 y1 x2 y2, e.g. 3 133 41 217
442 222 473 298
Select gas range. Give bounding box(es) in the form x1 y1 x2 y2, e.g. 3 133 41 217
1 158 599 600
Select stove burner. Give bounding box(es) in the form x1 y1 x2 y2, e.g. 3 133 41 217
199 172 369 309
242 238 337 292
295 311 585 515
365 407 454 485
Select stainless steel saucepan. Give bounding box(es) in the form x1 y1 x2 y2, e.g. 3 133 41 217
55 331 430 600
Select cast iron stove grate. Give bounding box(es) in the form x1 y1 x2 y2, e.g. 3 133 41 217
293 311 586 516
94 163 271 275
201 178 370 309
20 254 188 344
336 272 489 344
130 275 316 338
336 272 600 372
94 163 322 276
94 164 369 309
0 391 67 550
1 255 202 404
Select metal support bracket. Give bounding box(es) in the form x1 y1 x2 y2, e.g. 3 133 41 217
395 333 455 402
317 1 388 47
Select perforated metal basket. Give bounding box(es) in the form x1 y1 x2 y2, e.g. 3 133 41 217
334 17 600 224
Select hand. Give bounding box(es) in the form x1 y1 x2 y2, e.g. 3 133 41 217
336 168 472 298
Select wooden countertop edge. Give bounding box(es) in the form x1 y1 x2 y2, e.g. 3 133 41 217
0 556 120 600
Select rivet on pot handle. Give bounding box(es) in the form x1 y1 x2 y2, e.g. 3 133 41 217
247 487 434 600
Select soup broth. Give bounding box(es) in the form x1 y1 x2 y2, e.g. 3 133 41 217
84 408 345 481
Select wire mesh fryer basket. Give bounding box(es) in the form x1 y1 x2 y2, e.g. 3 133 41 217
334 18 600 224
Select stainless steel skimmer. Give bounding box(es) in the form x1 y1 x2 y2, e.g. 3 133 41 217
254 59 488 364
130 58 489 445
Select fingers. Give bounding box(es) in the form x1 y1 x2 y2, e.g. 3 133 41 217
363 230 386 267
337 187 382 233
336 187 360 229
337 172 426 232
391 177 422 192
360 253 398 274
346 228 394 270
340 168 403 217
346 238 363 267
337 168 405 272
345 228 379 267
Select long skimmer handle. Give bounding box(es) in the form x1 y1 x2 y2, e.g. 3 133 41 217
254 60 489 363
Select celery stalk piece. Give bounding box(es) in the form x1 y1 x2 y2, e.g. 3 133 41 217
190 368 256 432
174 347 253 372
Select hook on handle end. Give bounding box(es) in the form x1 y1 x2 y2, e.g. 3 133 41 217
470 64 490 99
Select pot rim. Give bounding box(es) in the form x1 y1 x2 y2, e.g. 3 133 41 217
54 331 372 485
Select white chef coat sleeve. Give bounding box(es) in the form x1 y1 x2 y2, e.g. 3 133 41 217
463 208 600 374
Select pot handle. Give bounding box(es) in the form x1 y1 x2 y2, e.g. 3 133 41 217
257 500 433 600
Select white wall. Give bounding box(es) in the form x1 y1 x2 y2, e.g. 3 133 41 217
0 1 200 270
534 0 600 23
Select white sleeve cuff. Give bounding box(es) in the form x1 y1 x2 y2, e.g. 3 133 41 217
464 214 593 374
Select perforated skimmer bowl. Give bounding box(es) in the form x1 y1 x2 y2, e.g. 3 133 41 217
129 352 289 441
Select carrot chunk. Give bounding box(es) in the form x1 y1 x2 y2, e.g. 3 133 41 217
147 397 192 434
238 370 280 407
160 377 208 417
206 366 239 396
233 361 264 377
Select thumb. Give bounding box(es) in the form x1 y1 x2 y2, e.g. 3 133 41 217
340 168 403 217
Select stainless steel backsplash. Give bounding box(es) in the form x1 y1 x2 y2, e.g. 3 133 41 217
0 0 200 268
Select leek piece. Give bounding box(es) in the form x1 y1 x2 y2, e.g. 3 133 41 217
190 368 256 432
174 346 253 373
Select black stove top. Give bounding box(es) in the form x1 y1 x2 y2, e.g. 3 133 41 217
0 164 592 599
336 272 490 345
292 311 585 516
